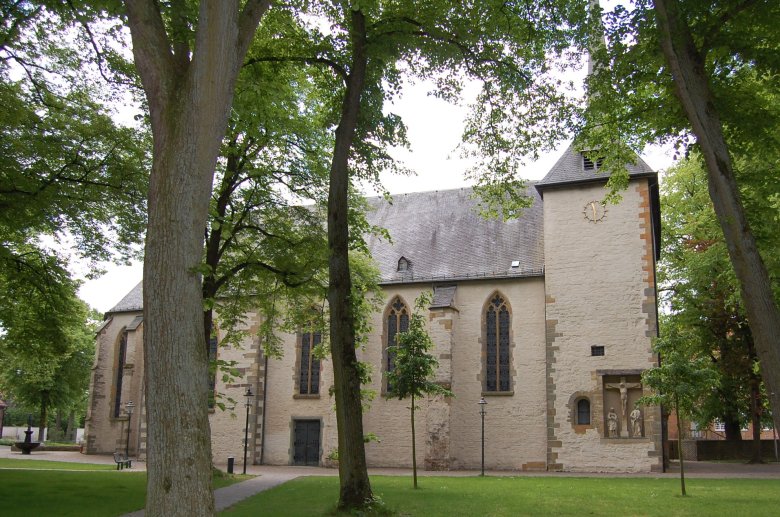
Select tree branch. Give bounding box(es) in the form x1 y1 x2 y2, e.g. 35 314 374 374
244 55 349 84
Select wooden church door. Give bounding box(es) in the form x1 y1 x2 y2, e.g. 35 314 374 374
292 419 320 466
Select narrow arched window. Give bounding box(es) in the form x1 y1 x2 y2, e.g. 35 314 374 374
299 330 322 395
397 257 410 272
577 398 591 425
114 330 128 417
386 297 409 387
485 294 510 392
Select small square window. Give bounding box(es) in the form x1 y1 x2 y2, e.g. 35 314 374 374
591 345 605 356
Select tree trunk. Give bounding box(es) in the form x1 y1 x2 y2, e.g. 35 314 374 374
653 0 780 437
124 2 269 515
38 396 47 442
749 374 763 463
411 394 417 489
327 8 373 510
724 419 742 441
675 395 686 496
67 410 76 442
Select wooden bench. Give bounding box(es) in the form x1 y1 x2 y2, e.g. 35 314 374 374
113 451 132 470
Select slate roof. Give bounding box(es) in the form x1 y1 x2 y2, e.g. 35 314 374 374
107 187 545 313
364 186 544 285
535 144 654 191
109 281 143 313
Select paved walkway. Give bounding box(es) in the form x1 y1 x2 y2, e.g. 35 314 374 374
3 446 780 514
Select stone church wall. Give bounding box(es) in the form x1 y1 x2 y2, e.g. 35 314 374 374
84 311 144 455
542 179 661 472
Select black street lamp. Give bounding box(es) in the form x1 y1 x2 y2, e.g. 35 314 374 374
125 401 135 457
243 387 254 474
478 397 487 476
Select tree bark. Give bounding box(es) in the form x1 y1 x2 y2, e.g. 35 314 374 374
749 373 763 463
327 7 373 510
675 395 686 496
411 394 417 489
653 0 780 435
37 395 47 442
124 1 269 515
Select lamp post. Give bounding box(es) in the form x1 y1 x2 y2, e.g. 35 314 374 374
125 401 135 457
243 387 254 474
478 397 487 476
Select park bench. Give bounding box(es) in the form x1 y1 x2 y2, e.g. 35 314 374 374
113 451 132 470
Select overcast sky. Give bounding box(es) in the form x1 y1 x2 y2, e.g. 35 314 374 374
77 73 677 314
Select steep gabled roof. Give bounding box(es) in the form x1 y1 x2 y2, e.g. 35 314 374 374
108 281 142 314
365 186 544 284
535 144 654 192
107 186 545 313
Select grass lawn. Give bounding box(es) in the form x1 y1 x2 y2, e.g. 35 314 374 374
0 462 250 516
222 475 780 517
0 458 116 470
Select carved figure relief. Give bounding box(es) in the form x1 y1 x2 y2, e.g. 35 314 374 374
607 407 619 438
630 408 643 438
605 376 642 438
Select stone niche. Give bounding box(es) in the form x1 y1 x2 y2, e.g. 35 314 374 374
602 374 644 439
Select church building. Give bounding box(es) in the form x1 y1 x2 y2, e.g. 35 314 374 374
84 145 663 472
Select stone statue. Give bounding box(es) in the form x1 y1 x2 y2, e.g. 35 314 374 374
605 376 642 437
630 408 642 438
607 407 619 438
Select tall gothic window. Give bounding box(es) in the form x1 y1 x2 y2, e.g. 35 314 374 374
114 330 128 417
208 336 218 408
386 297 409 387
485 294 510 392
299 331 321 395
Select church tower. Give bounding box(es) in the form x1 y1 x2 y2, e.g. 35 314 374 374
535 147 663 471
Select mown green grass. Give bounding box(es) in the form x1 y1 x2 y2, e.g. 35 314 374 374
222 475 780 517
0 458 116 470
0 465 250 516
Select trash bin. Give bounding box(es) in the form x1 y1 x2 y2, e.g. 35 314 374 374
227 456 235 474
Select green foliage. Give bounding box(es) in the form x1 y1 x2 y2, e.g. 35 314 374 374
579 0 780 202
638 328 718 421
386 291 452 489
386 292 452 402
659 155 779 432
0 294 96 425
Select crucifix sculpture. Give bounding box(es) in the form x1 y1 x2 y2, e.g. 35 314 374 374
605 376 642 438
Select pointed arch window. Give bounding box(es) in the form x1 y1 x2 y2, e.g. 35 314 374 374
113 330 128 417
299 331 322 395
386 297 409 386
485 294 510 392
397 257 410 272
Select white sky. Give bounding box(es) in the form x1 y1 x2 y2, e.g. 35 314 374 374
77 71 677 314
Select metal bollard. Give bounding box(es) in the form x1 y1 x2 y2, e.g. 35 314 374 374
227 456 235 474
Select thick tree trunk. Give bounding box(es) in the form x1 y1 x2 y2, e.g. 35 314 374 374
124 2 269 515
654 0 780 435
327 8 373 510
724 419 742 441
